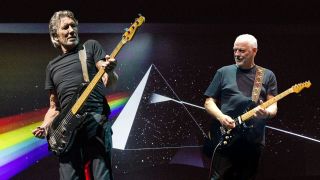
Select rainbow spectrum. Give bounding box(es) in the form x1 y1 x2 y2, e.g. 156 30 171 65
0 92 128 179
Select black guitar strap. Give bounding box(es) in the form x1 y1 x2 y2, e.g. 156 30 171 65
78 45 90 83
252 65 265 103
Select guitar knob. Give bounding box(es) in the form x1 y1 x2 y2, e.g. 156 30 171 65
225 136 229 139
61 128 67 134
223 141 227 145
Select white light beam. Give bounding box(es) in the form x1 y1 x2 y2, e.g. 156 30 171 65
150 93 320 144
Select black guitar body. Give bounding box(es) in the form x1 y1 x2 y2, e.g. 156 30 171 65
203 100 255 157
204 119 251 157
218 120 250 149
203 120 222 157
47 83 88 156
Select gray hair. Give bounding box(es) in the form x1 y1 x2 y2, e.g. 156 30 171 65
234 34 258 48
49 10 78 48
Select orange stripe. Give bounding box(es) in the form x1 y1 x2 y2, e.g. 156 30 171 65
105 92 128 102
0 109 46 134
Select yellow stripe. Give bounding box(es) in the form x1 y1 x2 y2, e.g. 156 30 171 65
0 122 42 150
109 98 128 108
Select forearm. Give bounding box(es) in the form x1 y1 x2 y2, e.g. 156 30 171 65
102 71 118 87
266 103 277 118
205 97 236 128
41 107 59 128
42 91 59 128
204 98 224 120
96 58 118 87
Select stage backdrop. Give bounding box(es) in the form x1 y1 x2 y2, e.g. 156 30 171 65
0 23 319 180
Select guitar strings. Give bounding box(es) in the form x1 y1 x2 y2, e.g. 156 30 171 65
173 101 320 144
49 111 72 149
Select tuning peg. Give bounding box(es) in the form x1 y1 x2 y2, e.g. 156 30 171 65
124 28 129 32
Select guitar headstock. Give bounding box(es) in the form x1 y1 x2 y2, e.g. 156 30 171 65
121 14 145 44
292 80 312 93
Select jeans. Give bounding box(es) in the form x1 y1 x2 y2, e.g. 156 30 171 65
58 113 113 180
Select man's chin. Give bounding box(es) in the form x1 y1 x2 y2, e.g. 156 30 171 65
235 61 243 66
67 41 79 47
70 40 79 44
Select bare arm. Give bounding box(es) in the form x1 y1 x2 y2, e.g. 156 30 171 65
32 90 60 138
96 55 118 87
254 94 278 119
204 97 235 129
102 71 119 87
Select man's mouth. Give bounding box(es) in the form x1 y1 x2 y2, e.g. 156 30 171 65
235 57 242 62
68 36 77 40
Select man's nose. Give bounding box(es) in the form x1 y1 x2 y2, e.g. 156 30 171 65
68 26 75 33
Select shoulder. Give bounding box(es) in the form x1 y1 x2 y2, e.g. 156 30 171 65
260 67 277 85
217 65 236 73
83 39 102 48
262 67 276 78
46 55 62 69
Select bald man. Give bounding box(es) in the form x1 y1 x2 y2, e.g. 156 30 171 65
204 34 278 180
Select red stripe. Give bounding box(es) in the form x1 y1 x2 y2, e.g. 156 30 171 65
105 91 128 101
84 160 92 180
0 108 47 134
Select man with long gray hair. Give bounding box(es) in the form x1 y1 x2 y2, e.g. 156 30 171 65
32 10 117 179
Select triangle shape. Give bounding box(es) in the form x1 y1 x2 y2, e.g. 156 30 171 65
123 64 205 149
112 65 152 150
111 64 207 173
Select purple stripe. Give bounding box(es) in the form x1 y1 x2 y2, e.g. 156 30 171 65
0 143 51 179
109 106 124 119
0 104 125 179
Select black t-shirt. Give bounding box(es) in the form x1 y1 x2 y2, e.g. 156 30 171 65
45 39 110 115
204 64 277 145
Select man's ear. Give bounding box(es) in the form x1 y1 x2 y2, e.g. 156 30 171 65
253 47 258 54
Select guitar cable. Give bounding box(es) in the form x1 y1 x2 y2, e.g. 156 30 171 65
208 140 222 180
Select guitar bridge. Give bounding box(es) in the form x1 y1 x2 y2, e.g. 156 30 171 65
236 116 242 125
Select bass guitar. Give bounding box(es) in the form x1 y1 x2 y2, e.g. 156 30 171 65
213 81 311 149
47 15 145 156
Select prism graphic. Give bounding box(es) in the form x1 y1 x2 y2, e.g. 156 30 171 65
112 64 205 150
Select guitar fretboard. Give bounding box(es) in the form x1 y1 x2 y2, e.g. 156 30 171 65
71 41 125 114
240 87 293 122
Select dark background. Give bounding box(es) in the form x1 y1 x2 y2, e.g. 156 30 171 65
1 0 320 179
0 0 319 24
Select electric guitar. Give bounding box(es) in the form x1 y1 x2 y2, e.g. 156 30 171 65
213 81 311 149
47 15 145 156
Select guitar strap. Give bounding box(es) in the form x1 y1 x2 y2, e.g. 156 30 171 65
78 45 90 82
251 65 265 103
79 44 94 178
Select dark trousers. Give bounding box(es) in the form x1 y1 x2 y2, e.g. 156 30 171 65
211 140 264 180
58 113 113 180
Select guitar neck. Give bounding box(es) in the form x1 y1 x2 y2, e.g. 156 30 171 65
71 41 125 114
240 87 293 122
110 40 125 59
